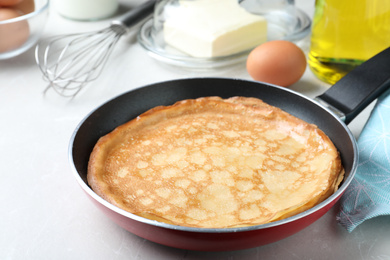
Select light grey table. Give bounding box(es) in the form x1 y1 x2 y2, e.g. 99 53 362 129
1 1 389 259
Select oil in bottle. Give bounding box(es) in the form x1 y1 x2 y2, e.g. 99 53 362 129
308 0 390 84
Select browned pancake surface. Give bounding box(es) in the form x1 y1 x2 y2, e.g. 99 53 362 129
88 97 344 228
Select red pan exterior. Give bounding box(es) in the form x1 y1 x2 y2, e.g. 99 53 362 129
70 78 358 252
84 188 343 251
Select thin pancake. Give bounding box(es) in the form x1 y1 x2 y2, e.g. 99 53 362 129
87 97 344 228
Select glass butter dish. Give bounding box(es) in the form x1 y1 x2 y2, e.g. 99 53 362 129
138 0 311 69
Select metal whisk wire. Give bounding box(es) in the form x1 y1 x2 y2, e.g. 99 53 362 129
35 0 155 97
37 28 123 97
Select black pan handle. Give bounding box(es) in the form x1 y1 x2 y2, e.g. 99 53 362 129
316 46 390 124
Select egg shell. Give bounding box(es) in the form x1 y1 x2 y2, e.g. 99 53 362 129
0 7 30 53
13 0 35 14
0 0 23 7
246 40 307 87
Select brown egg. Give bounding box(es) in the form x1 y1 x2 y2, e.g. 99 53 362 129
13 0 35 14
0 0 23 6
246 40 307 87
0 7 30 53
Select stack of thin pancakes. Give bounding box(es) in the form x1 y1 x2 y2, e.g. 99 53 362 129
88 97 344 228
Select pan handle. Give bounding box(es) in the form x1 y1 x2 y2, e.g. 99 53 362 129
315 47 390 124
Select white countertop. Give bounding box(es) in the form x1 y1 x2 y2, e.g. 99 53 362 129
2 0 390 259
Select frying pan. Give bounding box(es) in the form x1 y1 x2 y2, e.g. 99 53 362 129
70 47 390 251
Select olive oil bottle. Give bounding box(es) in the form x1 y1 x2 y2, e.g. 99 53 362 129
308 0 390 84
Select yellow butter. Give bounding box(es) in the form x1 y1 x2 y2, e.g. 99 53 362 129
163 0 267 58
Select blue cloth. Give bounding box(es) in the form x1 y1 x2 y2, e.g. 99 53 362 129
337 90 390 232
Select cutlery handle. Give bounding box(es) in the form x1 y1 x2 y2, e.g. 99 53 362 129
112 0 155 33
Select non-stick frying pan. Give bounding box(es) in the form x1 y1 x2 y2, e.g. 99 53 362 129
70 47 390 251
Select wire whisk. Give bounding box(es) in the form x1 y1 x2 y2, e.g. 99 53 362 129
35 0 155 97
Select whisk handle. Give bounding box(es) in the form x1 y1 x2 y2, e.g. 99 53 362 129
112 0 156 31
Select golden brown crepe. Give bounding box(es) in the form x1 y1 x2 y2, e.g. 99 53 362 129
87 96 344 228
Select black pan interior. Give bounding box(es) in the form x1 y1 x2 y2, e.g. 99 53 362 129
71 78 355 186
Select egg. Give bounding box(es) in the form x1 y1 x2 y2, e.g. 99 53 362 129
0 0 23 6
246 40 307 87
13 0 35 15
0 7 30 53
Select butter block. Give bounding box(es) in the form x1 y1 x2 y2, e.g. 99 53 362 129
163 0 268 58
